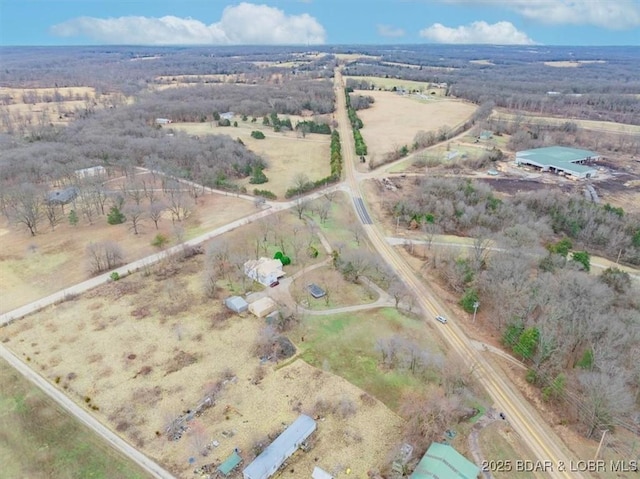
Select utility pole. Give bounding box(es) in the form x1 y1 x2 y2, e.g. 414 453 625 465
472 301 480 323
594 429 608 460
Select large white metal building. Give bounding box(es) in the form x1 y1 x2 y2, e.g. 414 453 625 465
515 146 599 179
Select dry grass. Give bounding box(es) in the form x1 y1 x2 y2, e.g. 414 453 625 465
170 121 331 198
0 86 126 130
0 253 403 478
543 60 606 68
491 111 640 134
0 182 255 314
356 91 477 158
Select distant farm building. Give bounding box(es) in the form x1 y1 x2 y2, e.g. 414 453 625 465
220 112 234 120
155 118 172 125
410 442 480 479
46 186 78 205
225 296 249 313
75 165 106 179
242 415 317 479
244 257 285 287
248 297 277 318
307 283 326 299
515 146 599 179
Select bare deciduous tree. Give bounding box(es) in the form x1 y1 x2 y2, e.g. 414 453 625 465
86 241 124 275
124 204 145 235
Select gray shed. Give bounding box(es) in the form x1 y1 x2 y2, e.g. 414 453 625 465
225 296 249 313
243 415 316 479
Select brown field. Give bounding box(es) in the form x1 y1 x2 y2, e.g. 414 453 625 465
0 181 256 314
469 59 495 66
0 251 404 478
492 110 640 134
356 91 477 158
0 86 126 130
543 60 607 68
170 121 331 198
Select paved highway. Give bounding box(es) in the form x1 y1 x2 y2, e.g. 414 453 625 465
334 69 586 479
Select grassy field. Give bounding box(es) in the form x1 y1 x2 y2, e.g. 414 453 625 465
346 75 438 91
296 308 444 410
356 90 477 159
0 357 150 479
291 265 378 310
478 422 537 479
170 119 332 198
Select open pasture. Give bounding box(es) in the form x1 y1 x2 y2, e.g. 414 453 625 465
356 90 476 158
170 120 332 198
0 252 404 478
0 357 149 479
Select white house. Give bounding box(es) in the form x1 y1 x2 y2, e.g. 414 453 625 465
244 257 284 287
155 118 172 125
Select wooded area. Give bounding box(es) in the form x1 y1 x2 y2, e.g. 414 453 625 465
392 177 640 439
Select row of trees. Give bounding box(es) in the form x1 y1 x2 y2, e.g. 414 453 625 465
344 89 367 156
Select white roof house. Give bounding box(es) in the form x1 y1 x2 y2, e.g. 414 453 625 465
243 415 317 479
244 257 285 287
248 297 277 318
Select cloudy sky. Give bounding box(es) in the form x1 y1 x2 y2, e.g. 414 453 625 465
1 0 639 46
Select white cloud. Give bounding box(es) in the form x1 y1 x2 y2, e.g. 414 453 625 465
50 2 326 45
440 0 640 29
377 24 406 38
420 21 535 44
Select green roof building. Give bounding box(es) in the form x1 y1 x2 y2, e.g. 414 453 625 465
410 443 480 479
515 146 599 179
218 450 242 476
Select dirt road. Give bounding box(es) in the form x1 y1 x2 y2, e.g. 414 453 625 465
334 68 587 479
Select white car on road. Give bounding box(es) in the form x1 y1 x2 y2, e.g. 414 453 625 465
435 315 447 324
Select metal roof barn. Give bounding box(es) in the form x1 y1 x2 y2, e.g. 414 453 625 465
410 442 479 479
242 415 316 479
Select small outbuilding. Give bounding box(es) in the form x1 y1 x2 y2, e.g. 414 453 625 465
307 283 326 299
243 415 317 479
225 296 249 313
248 297 277 318
218 450 243 477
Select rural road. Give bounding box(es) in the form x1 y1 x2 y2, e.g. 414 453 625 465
334 69 587 479
0 345 176 479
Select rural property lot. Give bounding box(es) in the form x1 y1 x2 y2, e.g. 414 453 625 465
0 189 255 314
356 91 477 158
170 121 331 198
0 357 149 479
0 255 404 478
